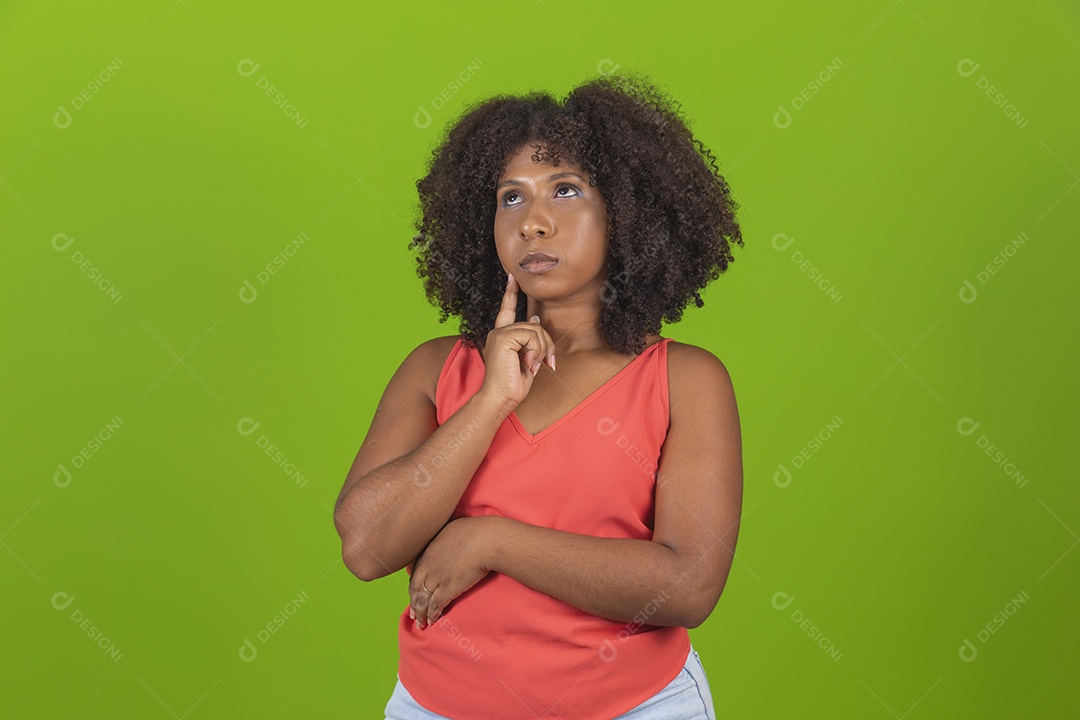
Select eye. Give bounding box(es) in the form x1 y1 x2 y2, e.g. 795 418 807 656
500 183 581 207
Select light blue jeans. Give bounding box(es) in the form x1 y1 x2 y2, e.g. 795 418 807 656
384 644 716 719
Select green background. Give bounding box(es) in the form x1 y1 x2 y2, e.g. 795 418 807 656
3 1 1078 717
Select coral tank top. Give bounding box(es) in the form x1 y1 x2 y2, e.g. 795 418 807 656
397 335 690 720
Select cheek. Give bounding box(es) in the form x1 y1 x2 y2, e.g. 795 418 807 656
495 216 520 242
578 212 609 246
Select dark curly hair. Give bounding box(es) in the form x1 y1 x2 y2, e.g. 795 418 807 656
408 68 744 356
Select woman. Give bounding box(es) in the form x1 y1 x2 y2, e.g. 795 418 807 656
334 69 744 719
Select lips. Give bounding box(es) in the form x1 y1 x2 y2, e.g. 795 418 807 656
520 252 557 266
518 251 559 276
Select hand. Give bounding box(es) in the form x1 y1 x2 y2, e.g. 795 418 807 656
409 516 496 629
476 272 557 413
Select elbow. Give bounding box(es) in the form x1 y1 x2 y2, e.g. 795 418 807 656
344 558 379 582
338 540 385 582
682 607 711 630
680 599 716 629
680 582 727 629
334 511 385 582
676 594 708 628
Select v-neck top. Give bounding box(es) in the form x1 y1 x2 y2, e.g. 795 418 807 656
397 335 690 720
473 335 672 444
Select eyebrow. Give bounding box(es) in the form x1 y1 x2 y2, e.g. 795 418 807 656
496 171 587 191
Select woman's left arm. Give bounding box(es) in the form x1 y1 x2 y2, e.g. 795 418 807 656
411 345 743 630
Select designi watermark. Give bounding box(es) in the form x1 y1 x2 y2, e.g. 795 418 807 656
431 613 483 662
774 58 844 130
772 591 843 662
413 58 483 130
237 59 309 129
237 417 308 488
51 233 123 303
772 233 843 303
54 415 124 488
599 589 669 662
958 231 1029 303
52 591 123 662
956 59 1029 130
239 590 310 662
411 409 487 489
54 58 124 129
596 416 660 484
239 231 310 303
959 590 1029 662
956 417 1027 488
774 416 843 488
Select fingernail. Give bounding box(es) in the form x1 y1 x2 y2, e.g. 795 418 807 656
409 607 415 620
531 360 541 375
549 353 556 372
530 315 540 323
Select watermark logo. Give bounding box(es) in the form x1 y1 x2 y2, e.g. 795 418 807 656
239 231 310 303
956 417 1027 487
51 591 123 662
599 589 669 661
411 240 486 312
600 227 668 306
431 613 483 661
237 417 308 488
956 59 1029 130
774 416 843 488
239 590 310 662
237 59 309 129
51 233 123 303
597 59 621 76
958 590 1029 662
958 231 1029 303
771 591 843 662
411 410 486 489
54 416 125 488
54 58 124 129
774 58 844 129
772 233 843 303
596 417 660 483
413 58 483 130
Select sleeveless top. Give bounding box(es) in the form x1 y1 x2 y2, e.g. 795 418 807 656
397 335 690 720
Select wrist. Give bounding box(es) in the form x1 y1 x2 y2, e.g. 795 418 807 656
469 391 516 424
476 515 508 573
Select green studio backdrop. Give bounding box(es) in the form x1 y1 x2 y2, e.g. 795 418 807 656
2 1 1078 717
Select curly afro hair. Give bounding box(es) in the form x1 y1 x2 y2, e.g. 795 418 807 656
408 68 744 356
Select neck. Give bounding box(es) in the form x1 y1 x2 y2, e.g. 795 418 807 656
525 296 609 355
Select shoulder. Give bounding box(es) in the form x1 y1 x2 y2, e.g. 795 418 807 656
664 339 731 375
664 340 736 411
408 335 466 405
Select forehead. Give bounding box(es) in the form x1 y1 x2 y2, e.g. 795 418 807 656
499 143 587 180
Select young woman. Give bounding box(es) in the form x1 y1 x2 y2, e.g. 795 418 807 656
334 70 745 720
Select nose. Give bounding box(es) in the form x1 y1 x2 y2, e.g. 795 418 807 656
519 204 552 239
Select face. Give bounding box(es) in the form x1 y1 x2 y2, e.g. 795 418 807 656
494 142 609 302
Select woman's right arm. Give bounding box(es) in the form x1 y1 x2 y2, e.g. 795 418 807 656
333 338 511 581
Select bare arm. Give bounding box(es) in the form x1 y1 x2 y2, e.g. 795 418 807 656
333 339 510 581
411 342 743 630
485 517 693 626
486 345 741 627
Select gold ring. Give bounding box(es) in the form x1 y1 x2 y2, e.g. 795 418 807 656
422 582 433 594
